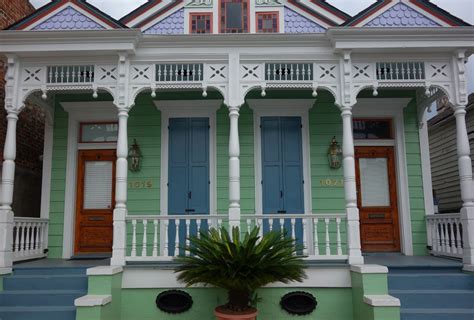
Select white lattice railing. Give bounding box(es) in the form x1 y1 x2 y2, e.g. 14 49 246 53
125 215 226 262
427 213 463 259
47 65 95 84
244 214 347 261
13 217 49 262
376 62 425 81
265 63 314 82
155 64 204 82
124 213 347 262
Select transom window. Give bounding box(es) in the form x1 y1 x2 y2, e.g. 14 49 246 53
80 122 118 143
220 0 248 33
190 13 212 34
353 119 393 140
256 12 278 33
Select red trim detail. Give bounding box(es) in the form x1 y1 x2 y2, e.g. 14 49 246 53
347 0 392 26
17 0 118 30
189 13 213 34
408 0 457 26
121 1 164 24
256 11 279 33
287 0 336 27
309 0 348 20
136 0 184 28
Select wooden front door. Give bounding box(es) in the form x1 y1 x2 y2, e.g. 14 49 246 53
355 146 400 252
75 150 116 254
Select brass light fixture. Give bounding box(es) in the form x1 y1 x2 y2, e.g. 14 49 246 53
327 136 342 169
128 139 143 172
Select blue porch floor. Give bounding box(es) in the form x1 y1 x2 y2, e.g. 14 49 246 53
364 253 462 268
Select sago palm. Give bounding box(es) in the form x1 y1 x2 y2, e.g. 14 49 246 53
174 226 307 312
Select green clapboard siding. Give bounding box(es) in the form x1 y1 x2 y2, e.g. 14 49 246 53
404 99 427 255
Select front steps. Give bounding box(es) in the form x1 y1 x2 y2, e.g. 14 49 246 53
388 266 474 320
0 266 88 320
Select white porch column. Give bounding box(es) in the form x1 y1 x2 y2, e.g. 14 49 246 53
111 108 129 266
454 105 474 271
0 110 19 271
341 105 364 265
228 105 241 229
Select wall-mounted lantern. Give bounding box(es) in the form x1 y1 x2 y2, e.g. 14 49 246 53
128 139 143 172
327 136 342 169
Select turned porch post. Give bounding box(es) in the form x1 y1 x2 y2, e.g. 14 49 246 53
454 104 474 271
0 110 19 271
228 105 241 229
111 108 129 266
341 105 364 265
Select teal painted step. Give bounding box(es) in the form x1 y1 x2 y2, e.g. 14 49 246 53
388 266 474 320
0 266 88 320
0 290 85 306
401 308 474 320
0 306 76 320
3 274 87 291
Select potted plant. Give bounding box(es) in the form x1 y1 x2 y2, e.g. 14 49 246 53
175 226 307 320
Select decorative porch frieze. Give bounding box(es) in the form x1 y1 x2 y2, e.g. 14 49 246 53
256 0 282 6
186 0 213 7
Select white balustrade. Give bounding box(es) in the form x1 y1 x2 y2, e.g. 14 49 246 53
376 62 425 81
427 213 463 259
124 213 347 262
156 64 203 82
47 65 95 84
265 63 313 82
244 213 347 261
125 215 225 262
12 217 49 262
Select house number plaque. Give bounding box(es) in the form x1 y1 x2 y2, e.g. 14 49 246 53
128 180 153 189
319 179 344 187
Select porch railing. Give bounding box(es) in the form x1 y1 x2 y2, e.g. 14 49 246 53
125 215 226 262
13 217 49 262
427 213 463 259
124 213 347 262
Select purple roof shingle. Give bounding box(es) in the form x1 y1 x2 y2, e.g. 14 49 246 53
32 6 106 31
364 3 441 27
284 7 326 33
143 9 185 35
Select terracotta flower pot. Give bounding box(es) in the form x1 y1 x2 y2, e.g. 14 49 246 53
214 307 258 320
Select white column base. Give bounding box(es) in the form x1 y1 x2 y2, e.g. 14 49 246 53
461 206 474 268
228 207 241 230
111 207 127 266
0 210 14 269
346 207 364 265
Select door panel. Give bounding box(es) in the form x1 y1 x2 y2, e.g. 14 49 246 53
356 146 400 252
75 150 115 254
261 117 304 242
168 118 209 255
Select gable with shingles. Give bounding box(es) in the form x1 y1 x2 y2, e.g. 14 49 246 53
32 6 106 31
284 7 326 33
364 2 440 27
143 9 184 34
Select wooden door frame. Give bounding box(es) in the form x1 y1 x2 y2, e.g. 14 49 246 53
355 146 401 252
74 149 116 254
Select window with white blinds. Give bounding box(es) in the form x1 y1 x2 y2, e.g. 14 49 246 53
83 161 113 209
359 158 390 207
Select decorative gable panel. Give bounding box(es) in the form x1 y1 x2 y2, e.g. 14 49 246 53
364 3 440 27
32 6 106 31
143 9 185 34
284 7 326 33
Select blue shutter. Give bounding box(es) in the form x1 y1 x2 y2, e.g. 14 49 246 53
261 117 304 243
167 118 210 256
261 117 283 214
281 117 304 214
188 118 210 215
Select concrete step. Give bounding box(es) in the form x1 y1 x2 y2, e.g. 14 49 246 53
3 274 88 291
390 290 474 309
401 308 474 320
0 290 86 306
388 273 474 290
0 306 76 320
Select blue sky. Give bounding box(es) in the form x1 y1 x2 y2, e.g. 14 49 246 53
30 0 474 94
